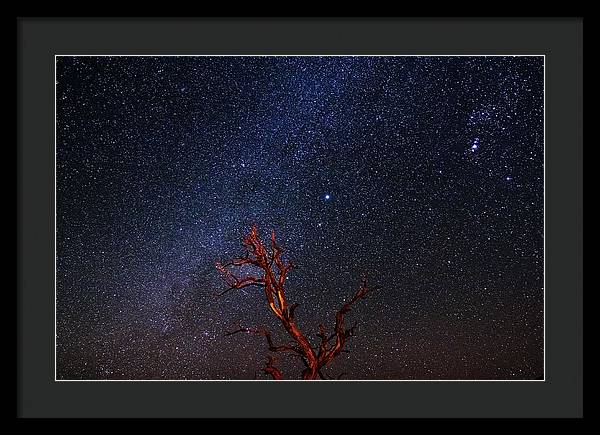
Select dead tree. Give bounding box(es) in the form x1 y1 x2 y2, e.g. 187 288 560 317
216 225 376 380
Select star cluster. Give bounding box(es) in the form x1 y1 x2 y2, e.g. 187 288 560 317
56 56 544 379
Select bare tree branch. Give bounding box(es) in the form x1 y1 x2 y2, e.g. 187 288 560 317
225 324 302 355
216 226 376 379
263 355 283 380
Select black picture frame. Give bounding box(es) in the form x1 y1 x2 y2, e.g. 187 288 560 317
17 17 583 418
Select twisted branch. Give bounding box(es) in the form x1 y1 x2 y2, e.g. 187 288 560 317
216 225 376 379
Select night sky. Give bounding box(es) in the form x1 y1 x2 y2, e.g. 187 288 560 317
56 56 544 380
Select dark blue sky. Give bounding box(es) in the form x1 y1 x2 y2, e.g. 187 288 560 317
56 56 544 379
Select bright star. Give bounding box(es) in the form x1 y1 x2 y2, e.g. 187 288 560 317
324 194 331 200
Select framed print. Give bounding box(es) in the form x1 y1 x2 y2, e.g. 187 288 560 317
17 17 582 418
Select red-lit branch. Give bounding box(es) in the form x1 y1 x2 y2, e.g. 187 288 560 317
216 225 376 380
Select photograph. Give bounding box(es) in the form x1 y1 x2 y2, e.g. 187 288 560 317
55 55 545 381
